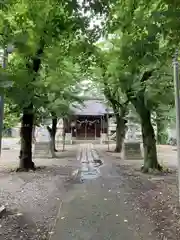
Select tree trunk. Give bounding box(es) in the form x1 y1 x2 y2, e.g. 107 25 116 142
47 116 57 158
115 115 126 153
156 112 168 144
140 108 162 172
62 118 66 151
49 135 56 158
127 70 162 172
32 125 36 143
51 116 57 152
18 105 35 171
62 132 66 151
18 40 44 171
47 127 56 158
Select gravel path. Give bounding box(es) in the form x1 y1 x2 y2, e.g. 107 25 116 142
0 147 79 240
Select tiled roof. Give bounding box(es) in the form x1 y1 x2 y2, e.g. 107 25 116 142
71 100 113 116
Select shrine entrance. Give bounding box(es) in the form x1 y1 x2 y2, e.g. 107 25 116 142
71 116 102 140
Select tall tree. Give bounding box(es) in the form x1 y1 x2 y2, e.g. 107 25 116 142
89 44 129 153
2 0 101 170
103 0 172 172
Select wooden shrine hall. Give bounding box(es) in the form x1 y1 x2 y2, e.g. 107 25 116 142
64 100 113 141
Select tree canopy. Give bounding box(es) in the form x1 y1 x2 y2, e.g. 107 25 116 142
0 0 178 172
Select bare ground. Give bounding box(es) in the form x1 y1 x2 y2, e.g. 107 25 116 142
0 146 80 240
97 144 180 240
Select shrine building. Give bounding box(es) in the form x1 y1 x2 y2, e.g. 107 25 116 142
63 99 114 143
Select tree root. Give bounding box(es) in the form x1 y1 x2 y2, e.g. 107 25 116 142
141 163 163 173
16 161 36 172
114 147 122 153
16 166 36 172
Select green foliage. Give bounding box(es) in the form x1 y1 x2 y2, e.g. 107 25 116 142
3 100 19 129
0 0 177 141
99 0 175 116
0 0 109 129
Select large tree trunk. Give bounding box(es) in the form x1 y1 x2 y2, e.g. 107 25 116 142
139 107 162 172
156 112 168 144
115 115 126 153
51 116 57 152
62 118 66 151
127 70 162 172
18 105 35 171
47 114 58 158
47 127 56 158
32 125 36 143
18 40 44 171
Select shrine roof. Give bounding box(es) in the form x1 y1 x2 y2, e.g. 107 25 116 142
71 100 113 116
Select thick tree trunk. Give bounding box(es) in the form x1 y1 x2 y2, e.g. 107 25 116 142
49 135 56 158
51 116 57 152
51 133 56 152
18 40 44 171
156 112 168 144
62 118 66 151
47 128 56 158
114 115 126 153
47 115 57 158
127 70 162 172
32 125 36 143
140 108 162 172
62 132 66 151
18 105 35 171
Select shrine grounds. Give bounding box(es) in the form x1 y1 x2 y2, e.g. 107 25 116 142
0 140 179 240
